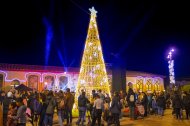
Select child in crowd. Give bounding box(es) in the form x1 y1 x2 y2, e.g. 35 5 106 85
103 99 110 121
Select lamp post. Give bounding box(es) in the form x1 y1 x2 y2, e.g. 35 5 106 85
167 49 175 90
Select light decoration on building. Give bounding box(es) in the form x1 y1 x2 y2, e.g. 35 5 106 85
167 49 175 86
75 7 111 106
0 70 73 91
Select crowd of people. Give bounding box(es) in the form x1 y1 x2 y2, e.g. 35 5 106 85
0 87 190 126
0 88 75 126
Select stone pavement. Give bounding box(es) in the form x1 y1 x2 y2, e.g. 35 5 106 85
27 109 190 126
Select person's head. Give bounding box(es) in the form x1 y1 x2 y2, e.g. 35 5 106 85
9 102 17 109
142 92 146 96
98 89 102 93
48 90 54 96
16 97 23 106
92 90 95 93
160 91 164 96
59 90 63 94
66 88 70 93
58 91 64 98
82 91 86 96
96 94 100 99
1 91 5 96
36 93 40 101
40 93 46 102
114 91 119 97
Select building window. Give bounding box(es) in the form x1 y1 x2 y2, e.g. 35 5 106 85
0 74 4 89
28 75 38 90
154 79 160 91
146 79 152 91
44 76 55 90
136 78 143 92
59 76 68 91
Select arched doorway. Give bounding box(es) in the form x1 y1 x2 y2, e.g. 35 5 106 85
146 78 153 92
44 75 55 90
59 76 68 91
136 78 143 92
28 75 39 90
154 79 160 92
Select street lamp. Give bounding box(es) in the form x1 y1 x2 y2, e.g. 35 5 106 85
167 48 175 89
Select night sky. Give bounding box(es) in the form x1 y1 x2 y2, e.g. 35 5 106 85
1 0 190 78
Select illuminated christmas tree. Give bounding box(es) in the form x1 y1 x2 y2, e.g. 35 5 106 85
75 7 110 103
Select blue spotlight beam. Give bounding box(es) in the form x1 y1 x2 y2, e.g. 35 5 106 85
43 17 53 65
57 49 67 72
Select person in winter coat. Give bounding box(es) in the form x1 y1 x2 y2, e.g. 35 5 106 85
38 93 47 126
44 91 56 126
147 93 152 114
56 91 65 126
172 91 183 120
33 94 42 125
65 88 74 125
141 92 148 117
110 92 121 126
3 91 13 126
126 88 136 120
76 91 89 125
182 91 190 119
156 92 166 117
151 96 158 115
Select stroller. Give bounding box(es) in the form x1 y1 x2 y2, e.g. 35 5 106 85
136 104 145 119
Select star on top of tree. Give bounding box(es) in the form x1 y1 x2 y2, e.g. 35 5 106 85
89 6 97 17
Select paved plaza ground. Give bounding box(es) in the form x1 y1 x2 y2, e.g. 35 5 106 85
1 106 189 126
50 109 190 126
